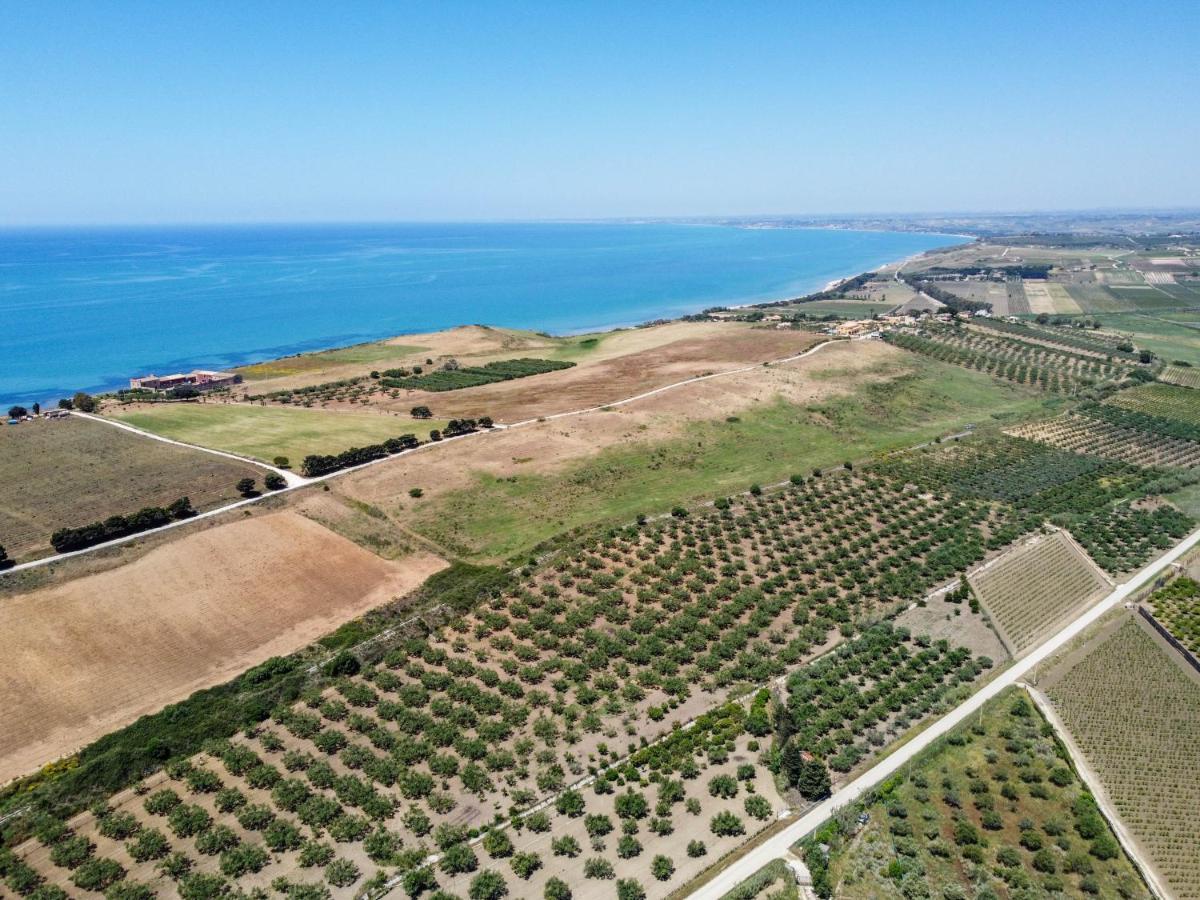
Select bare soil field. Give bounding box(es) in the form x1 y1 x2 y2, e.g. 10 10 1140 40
0 415 267 562
336 340 898 531
0 511 445 784
328 323 825 423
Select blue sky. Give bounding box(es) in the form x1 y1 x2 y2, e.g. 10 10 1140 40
2 1 1198 224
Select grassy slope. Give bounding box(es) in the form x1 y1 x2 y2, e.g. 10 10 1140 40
236 341 428 379
413 355 1051 561
108 403 450 466
1099 312 1200 365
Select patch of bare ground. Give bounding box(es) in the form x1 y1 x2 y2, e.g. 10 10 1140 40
0 511 445 785
895 591 1009 663
338 339 897 512
368 326 826 423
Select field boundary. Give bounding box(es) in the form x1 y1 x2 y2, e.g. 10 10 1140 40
689 525 1200 899
1 339 846 578
1138 604 1200 676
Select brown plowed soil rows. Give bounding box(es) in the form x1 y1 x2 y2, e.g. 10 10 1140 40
0 511 445 784
376 327 825 422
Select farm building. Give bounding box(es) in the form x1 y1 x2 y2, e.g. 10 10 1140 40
128 369 241 391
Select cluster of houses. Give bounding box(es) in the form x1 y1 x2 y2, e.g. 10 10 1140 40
128 369 241 392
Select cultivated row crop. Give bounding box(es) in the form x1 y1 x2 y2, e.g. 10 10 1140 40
1146 576 1200 658
885 326 1127 393
1047 619 1200 899
969 532 1109 654
1006 415 1200 470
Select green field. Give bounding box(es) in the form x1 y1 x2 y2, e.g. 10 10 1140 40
1106 383 1200 427
235 341 427 380
410 355 1050 561
1095 313 1200 365
824 688 1148 900
108 404 449 466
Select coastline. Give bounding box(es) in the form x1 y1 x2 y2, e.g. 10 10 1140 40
2 227 967 405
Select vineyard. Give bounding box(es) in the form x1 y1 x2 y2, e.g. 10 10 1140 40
1159 366 1200 390
1106 383 1200 428
379 359 575 392
1006 415 1200 470
0 474 1004 899
972 317 1142 360
1046 618 1200 900
1147 576 1200 657
826 689 1148 900
969 532 1109 654
884 326 1129 392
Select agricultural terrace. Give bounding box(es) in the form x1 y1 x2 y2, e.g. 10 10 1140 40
969 532 1109 655
1146 576 1200 658
1159 365 1200 390
872 435 1194 574
822 689 1148 900
1006 415 1200 470
105 404 450 470
1045 617 1200 900
1 474 1002 899
884 325 1129 393
1105 383 1200 428
0 414 266 562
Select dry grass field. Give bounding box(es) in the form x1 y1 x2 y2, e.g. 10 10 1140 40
244 321 824 424
0 511 445 784
1023 280 1082 315
338 341 1045 561
0 415 267 562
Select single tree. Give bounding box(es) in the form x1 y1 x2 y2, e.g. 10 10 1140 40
72 392 97 412
264 473 286 491
235 477 257 496
468 869 508 900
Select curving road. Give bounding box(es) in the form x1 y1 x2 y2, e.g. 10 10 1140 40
690 526 1200 899
2 338 849 576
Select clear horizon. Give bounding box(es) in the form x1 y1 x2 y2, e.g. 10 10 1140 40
3 2 1198 226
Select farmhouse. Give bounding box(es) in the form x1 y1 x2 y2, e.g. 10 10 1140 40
129 369 241 391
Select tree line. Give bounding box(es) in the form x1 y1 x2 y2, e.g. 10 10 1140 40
50 498 196 553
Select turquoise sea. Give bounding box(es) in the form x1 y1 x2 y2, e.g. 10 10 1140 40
0 223 961 406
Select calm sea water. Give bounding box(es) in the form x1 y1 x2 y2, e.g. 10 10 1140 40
0 223 960 406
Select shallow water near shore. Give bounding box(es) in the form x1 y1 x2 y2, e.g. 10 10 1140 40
0 222 960 405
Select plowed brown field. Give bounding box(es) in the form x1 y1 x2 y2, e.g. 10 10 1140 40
0 511 445 784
